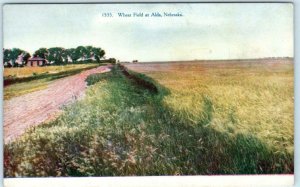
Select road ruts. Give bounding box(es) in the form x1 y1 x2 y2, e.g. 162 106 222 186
4 65 112 144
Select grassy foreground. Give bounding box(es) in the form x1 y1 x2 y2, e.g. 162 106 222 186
4 62 293 176
4 64 99 100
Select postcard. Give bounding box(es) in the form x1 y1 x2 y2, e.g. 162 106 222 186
2 2 294 187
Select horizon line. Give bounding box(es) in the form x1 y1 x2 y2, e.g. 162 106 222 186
126 57 294 63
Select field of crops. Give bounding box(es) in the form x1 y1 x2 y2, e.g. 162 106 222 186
125 59 294 155
4 59 294 176
4 64 99 100
4 64 99 78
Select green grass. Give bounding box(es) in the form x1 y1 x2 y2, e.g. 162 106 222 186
4 63 293 177
4 64 100 100
4 64 99 78
125 60 294 154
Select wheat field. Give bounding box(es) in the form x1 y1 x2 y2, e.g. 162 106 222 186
125 59 294 157
4 59 294 176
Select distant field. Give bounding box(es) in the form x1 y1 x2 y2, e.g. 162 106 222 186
4 64 99 100
4 59 294 176
125 59 294 155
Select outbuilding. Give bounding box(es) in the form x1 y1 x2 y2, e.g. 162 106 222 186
27 57 46 67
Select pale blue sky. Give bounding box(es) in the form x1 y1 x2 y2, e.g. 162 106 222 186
3 3 293 61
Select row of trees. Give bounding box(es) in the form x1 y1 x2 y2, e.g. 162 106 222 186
3 46 107 67
3 48 31 67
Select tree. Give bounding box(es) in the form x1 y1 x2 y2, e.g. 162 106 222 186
61 48 69 63
3 45 109 67
85 46 94 60
34 48 49 59
22 52 31 66
100 49 105 59
76 46 88 61
3 49 12 66
108 58 116 64
92 47 105 62
3 48 31 67
10 48 24 67
47 47 64 64
66 48 80 63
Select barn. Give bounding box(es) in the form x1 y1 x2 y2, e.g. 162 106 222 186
27 57 46 67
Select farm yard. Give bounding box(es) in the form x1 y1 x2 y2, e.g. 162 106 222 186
4 58 294 176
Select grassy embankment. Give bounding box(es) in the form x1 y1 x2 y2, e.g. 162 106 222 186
4 64 99 100
4 61 294 176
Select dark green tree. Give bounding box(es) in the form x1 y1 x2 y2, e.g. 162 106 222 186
34 48 49 59
61 48 69 63
3 48 31 67
76 46 88 61
47 47 64 64
3 49 12 66
85 46 94 60
10 48 24 67
92 47 105 62
108 58 116 64
66 48 80 63
23 52 31 64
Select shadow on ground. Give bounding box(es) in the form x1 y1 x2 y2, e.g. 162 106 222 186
4 65 294 177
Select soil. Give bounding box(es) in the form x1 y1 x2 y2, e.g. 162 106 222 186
4 65 112 144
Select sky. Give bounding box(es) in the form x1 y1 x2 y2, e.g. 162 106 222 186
3 3 293 62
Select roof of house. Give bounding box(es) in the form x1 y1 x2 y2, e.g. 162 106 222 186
28 57 45 61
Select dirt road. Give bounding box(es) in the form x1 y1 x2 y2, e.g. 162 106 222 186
4 65 111 143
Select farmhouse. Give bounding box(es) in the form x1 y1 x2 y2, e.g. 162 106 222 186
27 57 46 67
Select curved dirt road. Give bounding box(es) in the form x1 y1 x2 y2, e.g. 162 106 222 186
4 65 111 143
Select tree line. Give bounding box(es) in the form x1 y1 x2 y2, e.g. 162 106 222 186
3 46 110 67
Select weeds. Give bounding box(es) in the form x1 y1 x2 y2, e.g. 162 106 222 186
4 61 294 176
4 64 100 100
